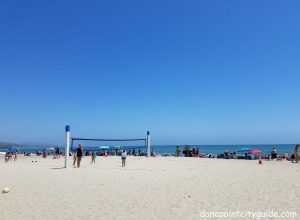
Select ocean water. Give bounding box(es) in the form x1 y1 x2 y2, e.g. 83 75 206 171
2 144 296 156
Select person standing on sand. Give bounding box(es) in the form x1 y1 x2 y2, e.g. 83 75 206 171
55 147 60 159
294 145 299 163
175 146 181 157
76 144 83 168
271 147 277 160
91 151 96 164
121 150 127 167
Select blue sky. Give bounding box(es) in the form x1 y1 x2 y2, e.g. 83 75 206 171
0 0 299 145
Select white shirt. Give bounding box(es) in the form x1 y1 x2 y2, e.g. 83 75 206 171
121 151 127 158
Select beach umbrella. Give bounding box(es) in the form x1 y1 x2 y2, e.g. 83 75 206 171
238 147 251 152
113 145 122 149
99 146 110 149
250 149 262 154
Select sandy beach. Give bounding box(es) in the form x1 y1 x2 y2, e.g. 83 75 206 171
1 156 300 220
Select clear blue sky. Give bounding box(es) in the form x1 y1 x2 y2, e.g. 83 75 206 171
0 0 299 145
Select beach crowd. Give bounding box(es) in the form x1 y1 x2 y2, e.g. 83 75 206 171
3 144 300 165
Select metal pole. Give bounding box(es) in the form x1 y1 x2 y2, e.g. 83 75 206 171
65 125 70 168
146 131 151 158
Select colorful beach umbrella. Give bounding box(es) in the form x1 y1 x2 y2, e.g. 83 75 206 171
249 149 262 154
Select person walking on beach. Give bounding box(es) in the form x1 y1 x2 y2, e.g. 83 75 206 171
121 150 127 167
294 144 299 163
91 151 96 164
73 151 77 167
76 144 83 168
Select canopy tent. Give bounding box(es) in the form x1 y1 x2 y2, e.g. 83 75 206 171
8 146 18 153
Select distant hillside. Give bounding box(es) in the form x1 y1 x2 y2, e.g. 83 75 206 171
0 141 18 146
0 141 56 148
19 141 56 147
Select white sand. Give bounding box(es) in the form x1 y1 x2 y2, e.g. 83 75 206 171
1 156 300 220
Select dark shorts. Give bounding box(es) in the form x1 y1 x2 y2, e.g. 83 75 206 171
77 156 82 162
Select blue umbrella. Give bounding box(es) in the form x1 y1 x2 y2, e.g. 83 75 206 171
113 145 122 149
238 147 251 152
99 146 110 149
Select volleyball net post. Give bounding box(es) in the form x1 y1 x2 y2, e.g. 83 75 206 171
146 131 151 158
65 125 70 169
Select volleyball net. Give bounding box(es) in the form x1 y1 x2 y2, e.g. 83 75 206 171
70 137 147 151
64 126 151 168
